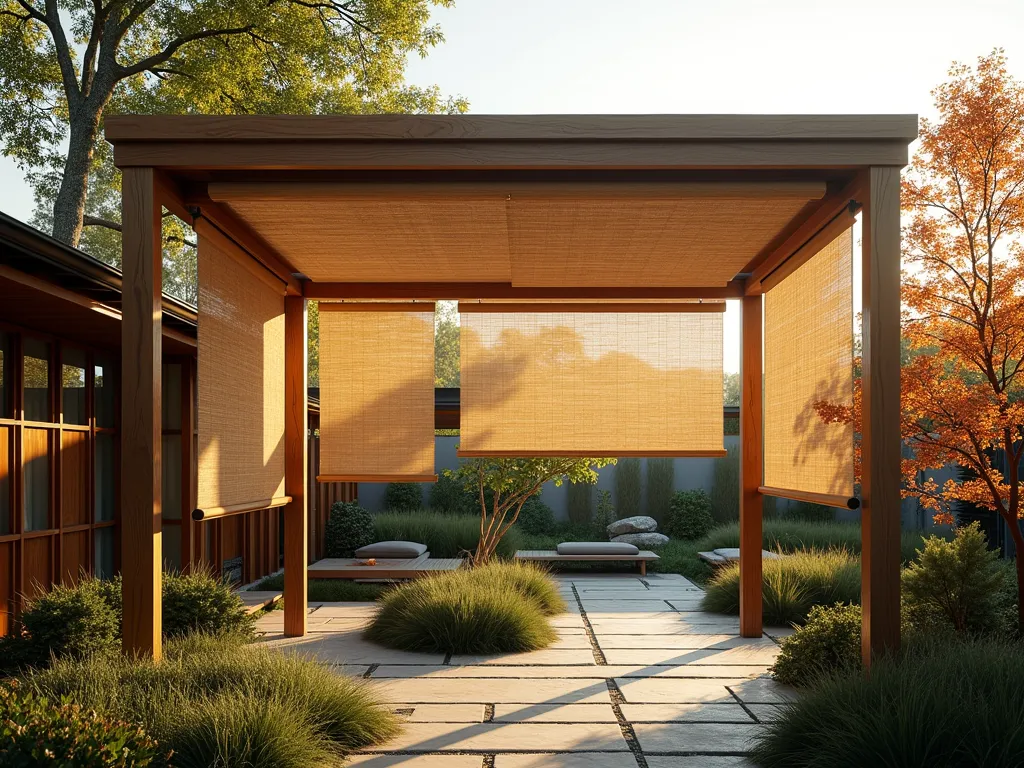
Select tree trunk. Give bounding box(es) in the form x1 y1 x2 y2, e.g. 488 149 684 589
51 108 102 246
1010 518 1024 635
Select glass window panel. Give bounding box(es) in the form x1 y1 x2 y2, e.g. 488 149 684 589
0 331 10 418
23 428 49 531
94 433 115 522
0 426 10 535
94 527 114 580
162 363 181 431
23 338 50 423
162 434 182 520
62 348 87 425
162 523 182 573
94 358 115 428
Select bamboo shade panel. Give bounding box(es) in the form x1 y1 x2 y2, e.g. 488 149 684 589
458 303 725 456
764 227 854 498
319 303 436 481
197 231 286 511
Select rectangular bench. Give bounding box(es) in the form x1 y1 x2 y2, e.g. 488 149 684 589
308 553 464 581
515 549 660 576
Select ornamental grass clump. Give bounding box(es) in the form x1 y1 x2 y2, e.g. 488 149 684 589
701 548 860 626
23 633 399 768
464 560 565 615
365 563 560 653
750 637 1024 768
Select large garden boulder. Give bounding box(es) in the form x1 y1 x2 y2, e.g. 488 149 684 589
606 516 658 536
612 532 669 548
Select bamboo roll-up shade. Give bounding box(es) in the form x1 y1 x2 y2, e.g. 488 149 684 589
197 230 286 511
459 303 725 456
319 303 436 481
764 227 854 498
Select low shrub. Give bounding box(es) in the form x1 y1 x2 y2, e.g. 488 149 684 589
902 521 1008 636
770 603 862 686
0 680 165 766
515 496 557 536
465 560 565 615
702 549 860 625
429 472 474 515
750 637 1024 768
0 578 119 673
325 501 375 557
665 489 714 540
372 511 522 558
163 570 254 639
384 482 423 512
366 564 559 653
25 634 399 768
647 539 714 583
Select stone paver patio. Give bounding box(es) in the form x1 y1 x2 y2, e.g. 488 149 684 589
256 573 797 766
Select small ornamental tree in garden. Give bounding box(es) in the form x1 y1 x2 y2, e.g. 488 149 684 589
451 456 615 564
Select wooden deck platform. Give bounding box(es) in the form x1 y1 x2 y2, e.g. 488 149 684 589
308 553 464 581
515 549 660 576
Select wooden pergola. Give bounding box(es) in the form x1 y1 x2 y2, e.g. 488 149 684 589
106 114 916 666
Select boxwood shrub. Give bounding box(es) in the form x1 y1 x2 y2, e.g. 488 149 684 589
770 603 862 686
665 489 714 540
325 501 375 557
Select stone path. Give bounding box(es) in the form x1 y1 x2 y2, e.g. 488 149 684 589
256 573 797 767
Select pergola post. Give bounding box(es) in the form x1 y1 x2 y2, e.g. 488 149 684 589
120 167 163 659
739 294 763 637
283 296 308 636
860 166 903 665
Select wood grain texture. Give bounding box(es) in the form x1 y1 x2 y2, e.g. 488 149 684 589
112 140 911 171
105 114 920 142
283 297 308 637
305 282 746 301
739 294 764 638
457 302 727 314
60 430 88 526
860 167 903 667
120 167 163 660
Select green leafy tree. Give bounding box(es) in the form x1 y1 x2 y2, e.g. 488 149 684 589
451 456 616 564
434 299 459 387
723 371 740 406
0 0 467 296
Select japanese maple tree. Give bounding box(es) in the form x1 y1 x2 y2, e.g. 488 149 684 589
900 51 1024 632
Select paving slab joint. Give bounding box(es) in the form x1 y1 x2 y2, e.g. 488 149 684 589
605 679 649 768
443 651 453 665
483 704 495 723
726 684 761 723
482 755 495 768
571 584 608 665
363 663 379 679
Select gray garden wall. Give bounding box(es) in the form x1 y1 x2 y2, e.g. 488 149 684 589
355 434 950 532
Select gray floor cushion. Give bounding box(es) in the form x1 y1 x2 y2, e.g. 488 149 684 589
556 541 640 556
355 541 428 559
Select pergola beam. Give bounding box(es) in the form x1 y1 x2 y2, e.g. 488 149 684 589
283 297 308 637
739 294 763 637
304 281 746 301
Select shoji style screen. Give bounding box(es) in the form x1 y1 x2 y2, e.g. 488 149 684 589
196 226 287 514
318 303 436 481
764 227 855 500
458 303 725 457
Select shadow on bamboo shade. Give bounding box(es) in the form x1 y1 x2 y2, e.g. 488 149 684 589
197 231 285 510
764 227 855 498
319 304 435 480
458 304 725 456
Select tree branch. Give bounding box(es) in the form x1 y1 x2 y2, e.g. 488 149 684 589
43 0 83 108
83 214 121 231
116 25 256 79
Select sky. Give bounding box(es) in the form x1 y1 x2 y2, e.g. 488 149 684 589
1 0 1022 371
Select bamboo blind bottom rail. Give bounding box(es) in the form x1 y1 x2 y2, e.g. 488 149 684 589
456 450 728 458
316 474 438 483
758 486 860 510
192 496 292 521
